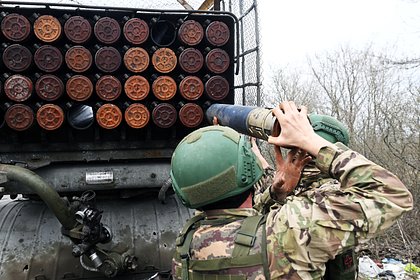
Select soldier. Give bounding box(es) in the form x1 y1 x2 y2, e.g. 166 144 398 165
170 101 413 280
251 112 356 280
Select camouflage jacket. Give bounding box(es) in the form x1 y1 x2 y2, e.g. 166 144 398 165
172 143 413 280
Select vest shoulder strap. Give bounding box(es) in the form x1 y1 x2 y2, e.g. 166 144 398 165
176 213 206 247
232 215 266 257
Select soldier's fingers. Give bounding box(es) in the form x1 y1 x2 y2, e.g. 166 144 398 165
287 101 298 112
296 149 308 160
274 144 284 164
279 101 298 113
291 148 300 157
212 116 219 125
279 101 291 113
268 135 277 145
298 156 313 169
299 105 308 116
268 135 286 149
271 107 287 132
287 148 299 162
271 106 285 120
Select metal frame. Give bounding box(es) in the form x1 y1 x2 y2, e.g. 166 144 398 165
225 0 262 106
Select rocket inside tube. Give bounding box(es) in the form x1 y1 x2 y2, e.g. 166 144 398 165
205 104 279 140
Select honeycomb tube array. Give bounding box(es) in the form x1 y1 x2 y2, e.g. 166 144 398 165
0 10 233 132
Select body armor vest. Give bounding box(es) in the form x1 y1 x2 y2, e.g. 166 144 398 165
174 213 356 280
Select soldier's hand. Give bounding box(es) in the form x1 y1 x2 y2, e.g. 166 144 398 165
268 101 331 156
250 137 271 170
271 146 311 201
250 137 261 156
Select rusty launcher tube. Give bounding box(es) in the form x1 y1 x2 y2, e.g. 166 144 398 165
0 164 76 230
205 104 279 141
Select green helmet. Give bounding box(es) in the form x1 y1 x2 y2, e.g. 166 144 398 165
170 126 263 209
309 114 349 145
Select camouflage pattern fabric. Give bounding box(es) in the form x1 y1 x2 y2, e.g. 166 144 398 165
173 208 267 280
172 143 413 280
253 167 276 213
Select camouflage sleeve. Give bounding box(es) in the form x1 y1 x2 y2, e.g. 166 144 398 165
315 142 413 239
253 167 275 213
265 143 413 279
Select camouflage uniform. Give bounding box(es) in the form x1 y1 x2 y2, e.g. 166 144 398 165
172 143 413 280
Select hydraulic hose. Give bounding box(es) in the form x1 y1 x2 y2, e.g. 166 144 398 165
0 164 76 230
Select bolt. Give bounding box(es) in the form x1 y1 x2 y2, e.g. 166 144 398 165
102 260 117 278
72 246 82 257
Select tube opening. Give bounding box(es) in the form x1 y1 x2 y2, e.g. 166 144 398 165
150 20 176 46
68 104 94 130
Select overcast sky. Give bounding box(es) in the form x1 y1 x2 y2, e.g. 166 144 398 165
258 0 420 76
10 0 420 83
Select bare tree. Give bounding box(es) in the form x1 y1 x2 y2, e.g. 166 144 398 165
264 66 319 110
264 45 420 258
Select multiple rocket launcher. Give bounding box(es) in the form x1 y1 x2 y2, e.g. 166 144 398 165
0 8 234 136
